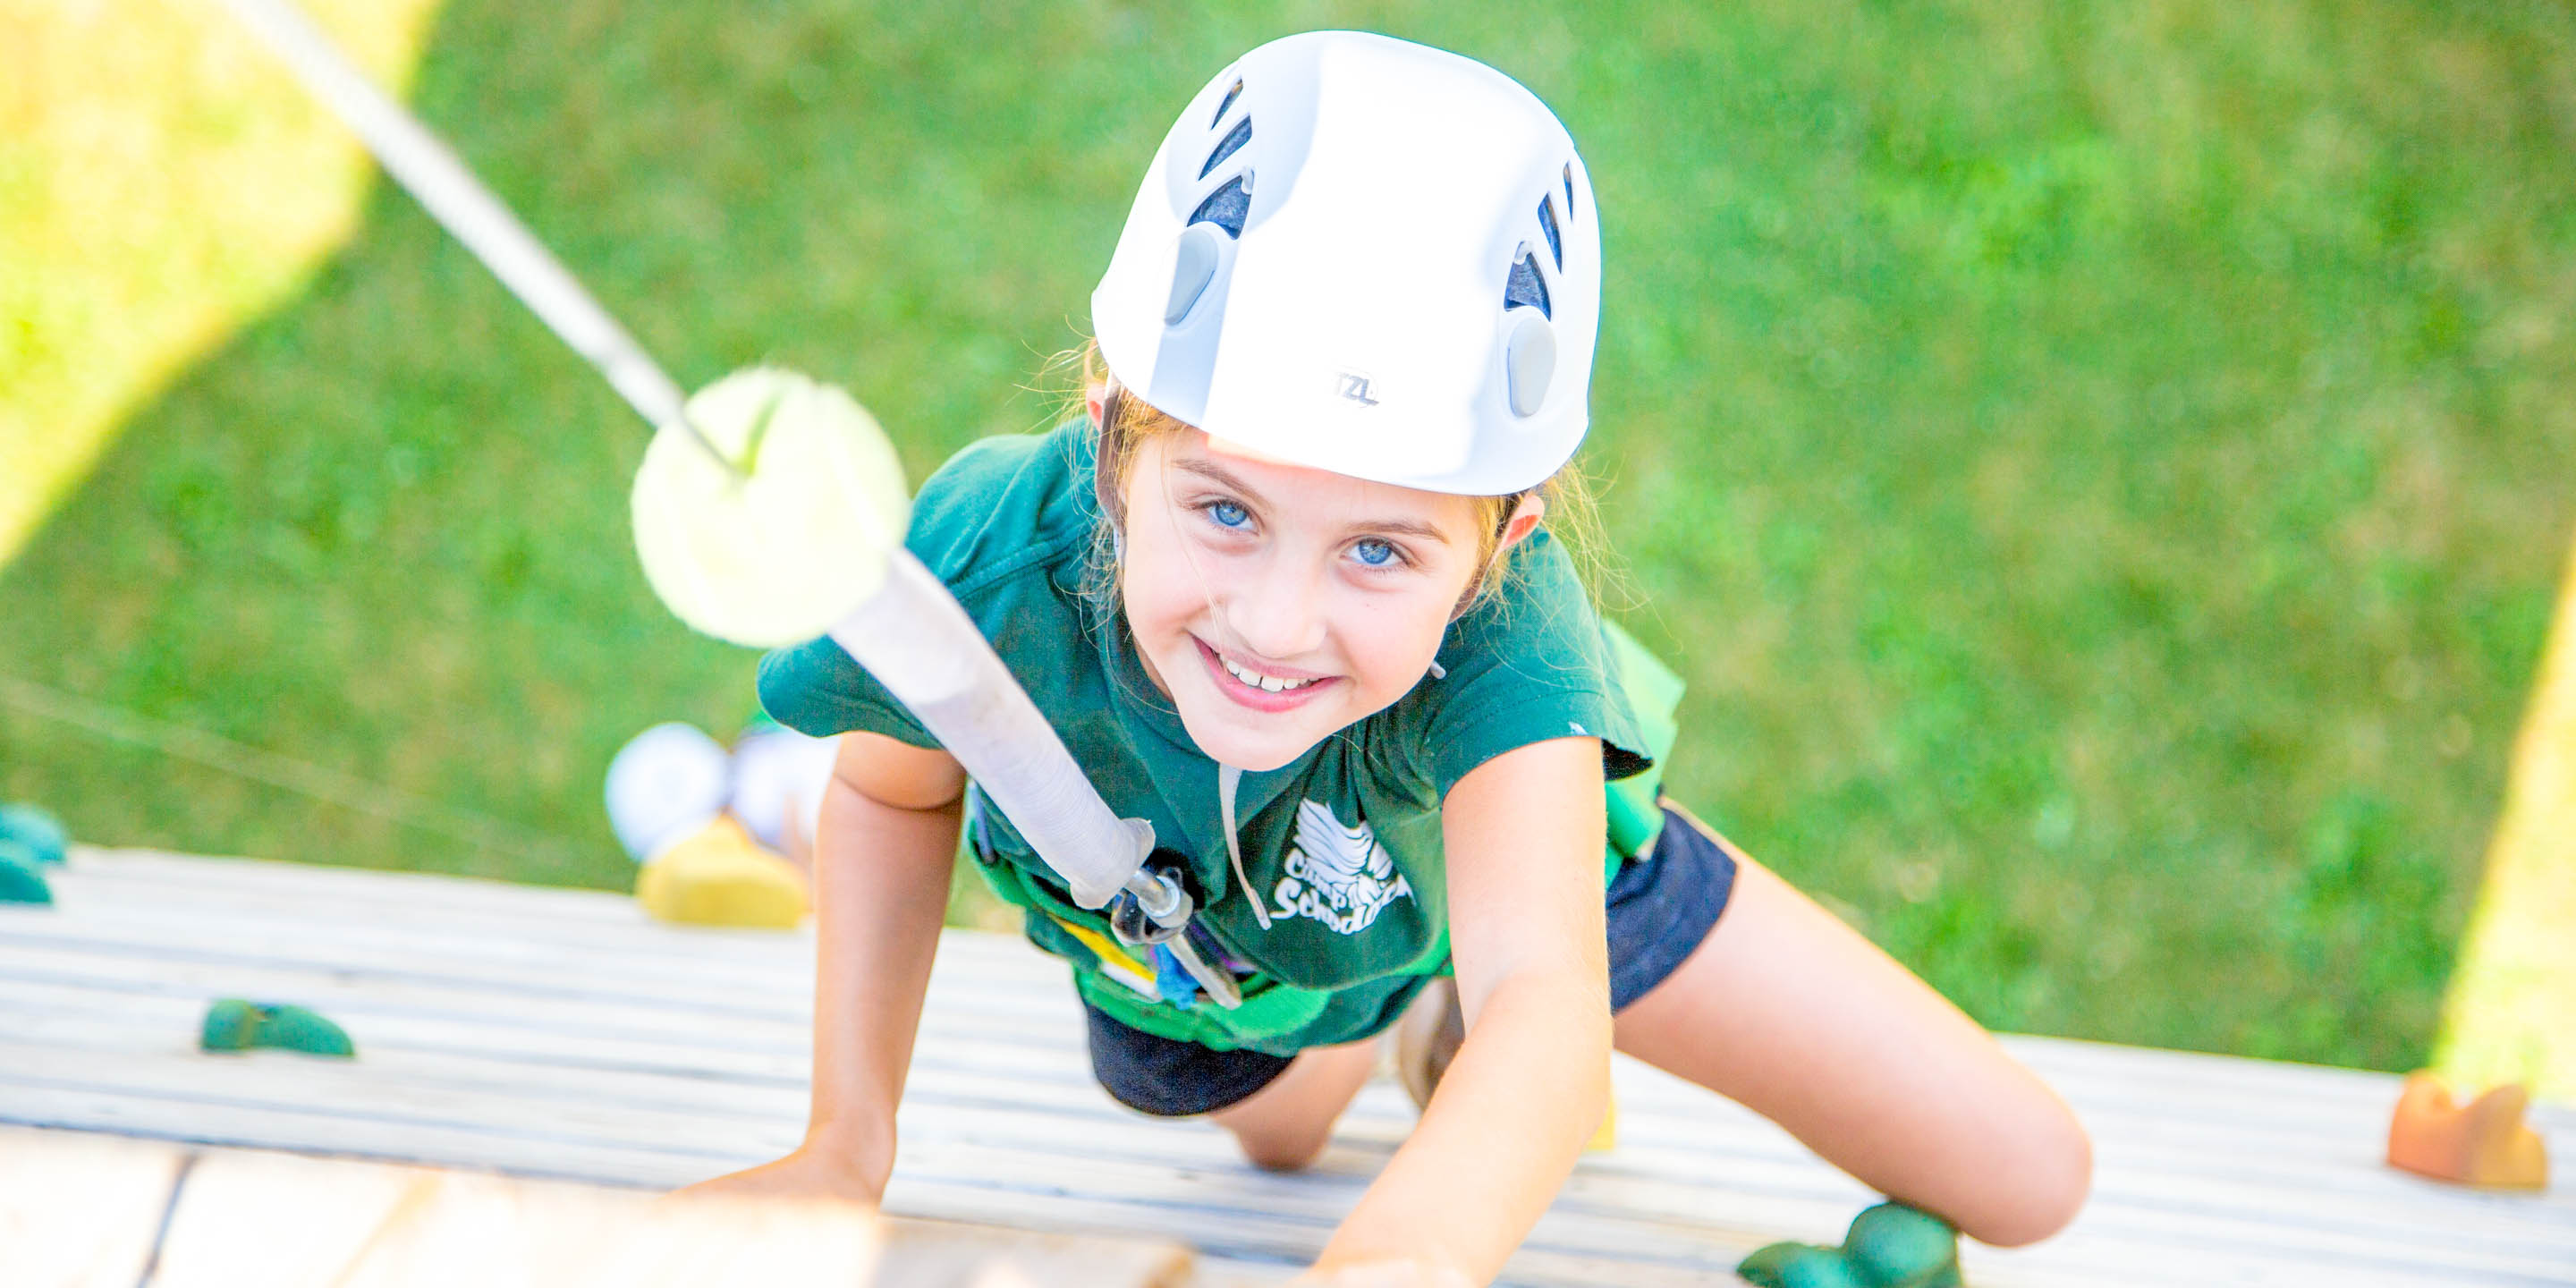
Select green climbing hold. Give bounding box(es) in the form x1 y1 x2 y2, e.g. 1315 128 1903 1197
199 998 356 1058
0 846 53 905
1738 1242 1867 1288
199 998 260 1050
0 803 68 866
1847 1201 1963 1284
1739 1202 1962 1288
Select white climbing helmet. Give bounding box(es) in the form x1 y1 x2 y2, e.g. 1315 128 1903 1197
1089 30 1600 496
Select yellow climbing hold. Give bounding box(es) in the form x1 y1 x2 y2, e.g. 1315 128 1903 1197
636 817 809 930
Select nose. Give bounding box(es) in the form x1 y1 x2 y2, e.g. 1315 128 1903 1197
1220 552 1328 664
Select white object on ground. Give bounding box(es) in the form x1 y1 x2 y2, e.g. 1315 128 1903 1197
603 723 730 862
731 727 840 854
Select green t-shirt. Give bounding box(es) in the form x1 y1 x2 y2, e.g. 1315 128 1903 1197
758 422 1681 1055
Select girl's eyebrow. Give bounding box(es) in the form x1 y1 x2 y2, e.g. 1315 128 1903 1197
1172 456 1452 546
1171 456 1267 502
1353 516 1452 545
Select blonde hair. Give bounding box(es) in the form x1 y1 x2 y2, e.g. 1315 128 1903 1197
1063 341 1609 618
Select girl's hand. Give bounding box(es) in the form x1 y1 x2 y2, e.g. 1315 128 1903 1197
1290 1258 1479 1288
665 1145 883 1208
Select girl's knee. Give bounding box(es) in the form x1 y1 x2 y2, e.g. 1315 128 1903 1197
1227 1120 1330 1173
1949 1106 2093 1248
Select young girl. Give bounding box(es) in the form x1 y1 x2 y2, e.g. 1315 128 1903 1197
683 31 2090 1285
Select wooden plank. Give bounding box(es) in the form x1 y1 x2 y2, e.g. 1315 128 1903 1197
0 1081 743 1190
0 929 1085 1062
0 1128 1196 1288
148 1148 436 1288
19 928 2548 1200
48 854 2576 1135
89 1135 1187 1288
63 849 658 926
14 1025 2534 1288
873 1216 1193 1288
0 1126 187 1288
43 860 2576 1144
43 856 1087 1005
321 1168 886 1288
1 1093 2545 1288
30 1000 2484 1274
4 1046 2555 1288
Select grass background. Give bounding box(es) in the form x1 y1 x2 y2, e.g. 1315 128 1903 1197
4 0 2573 1075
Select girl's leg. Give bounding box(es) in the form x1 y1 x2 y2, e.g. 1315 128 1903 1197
1613 848 2093 1248
1209 1038 1379 1171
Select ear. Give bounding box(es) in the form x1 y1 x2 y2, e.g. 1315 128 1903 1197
1086 380 1108 429
1496 493 1547 552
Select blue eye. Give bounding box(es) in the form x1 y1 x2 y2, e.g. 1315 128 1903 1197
1205 500 1250 530
1352 538 1399 567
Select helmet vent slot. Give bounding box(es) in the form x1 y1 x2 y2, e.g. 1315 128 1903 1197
1537 197 1562 270
1199 115 1253 180
1563 164 1576 221
1212 80 1244 128
1504 250 1552 318
1189 174 1252 238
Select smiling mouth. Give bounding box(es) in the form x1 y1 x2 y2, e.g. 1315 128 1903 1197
1194 638 1335 710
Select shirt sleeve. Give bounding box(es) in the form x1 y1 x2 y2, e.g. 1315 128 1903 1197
1414 531 1654 801
756 635 940 748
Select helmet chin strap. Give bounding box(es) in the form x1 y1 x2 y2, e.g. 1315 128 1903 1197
1217 763 1272 931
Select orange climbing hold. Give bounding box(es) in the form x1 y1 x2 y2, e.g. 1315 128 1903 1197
2385 1072 2549 1191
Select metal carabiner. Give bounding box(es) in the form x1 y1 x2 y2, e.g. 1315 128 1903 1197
1106 856 1242 1009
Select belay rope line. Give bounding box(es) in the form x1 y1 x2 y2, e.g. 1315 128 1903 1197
212 0 1244 1006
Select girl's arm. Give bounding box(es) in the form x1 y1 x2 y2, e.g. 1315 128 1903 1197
674 731 966 1203
1308 735 1612 1284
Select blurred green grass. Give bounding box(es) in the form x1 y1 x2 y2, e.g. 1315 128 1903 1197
4 0 2572 1072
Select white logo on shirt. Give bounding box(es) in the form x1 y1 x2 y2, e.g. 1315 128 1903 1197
1271 800 1413 936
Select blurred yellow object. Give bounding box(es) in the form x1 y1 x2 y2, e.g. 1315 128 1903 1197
2437 537 2576 1102
635 817 809 929
0 0 441 566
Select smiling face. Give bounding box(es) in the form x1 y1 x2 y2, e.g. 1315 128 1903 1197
1116 427 1534 771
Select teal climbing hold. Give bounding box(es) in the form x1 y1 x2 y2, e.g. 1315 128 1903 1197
1740 1202 1962 1288
0 846 53 905
0 803 68 866
199 998 356 1058
1737 1242 1867 1288
1847 1202 1962 1284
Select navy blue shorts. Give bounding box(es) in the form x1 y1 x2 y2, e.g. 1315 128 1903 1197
1083 803 1741 1116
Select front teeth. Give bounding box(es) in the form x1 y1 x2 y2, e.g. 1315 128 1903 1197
1222 656 1316 693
